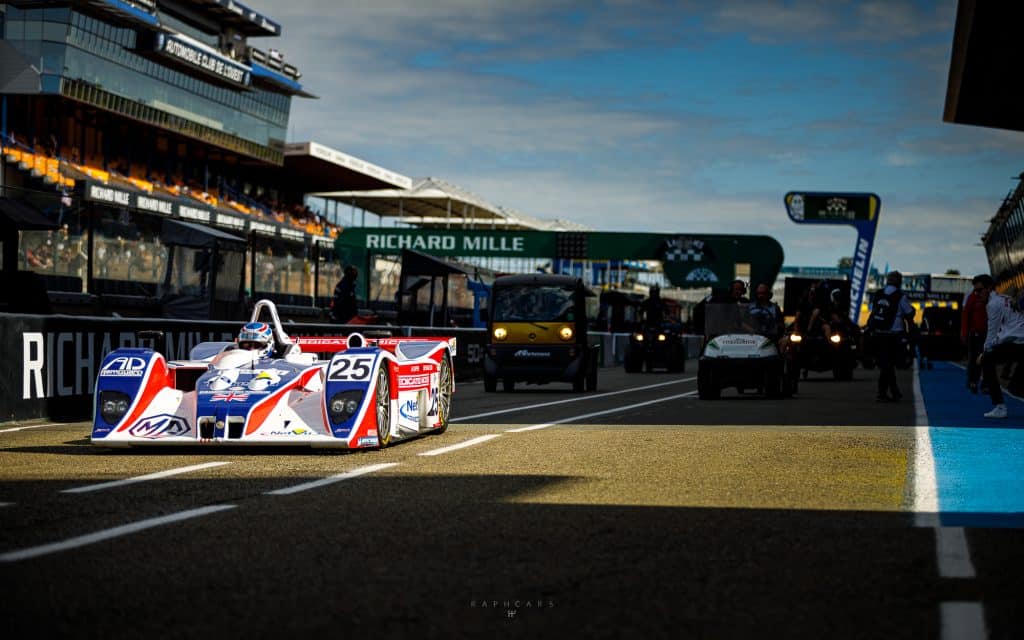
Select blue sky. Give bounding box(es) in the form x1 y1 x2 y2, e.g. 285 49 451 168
269 0 1023 275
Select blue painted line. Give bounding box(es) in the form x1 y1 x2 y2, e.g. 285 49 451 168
918 360 1024 527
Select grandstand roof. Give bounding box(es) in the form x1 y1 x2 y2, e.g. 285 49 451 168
282 142 412 193
187 0 281 36
315 177 590 232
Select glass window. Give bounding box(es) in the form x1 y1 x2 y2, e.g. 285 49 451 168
6 18 23 39
43 21 66 42
44 7 70 22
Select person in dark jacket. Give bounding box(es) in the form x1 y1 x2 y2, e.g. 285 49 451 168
962 280 988 393
868 271 915 402
330 266 359 324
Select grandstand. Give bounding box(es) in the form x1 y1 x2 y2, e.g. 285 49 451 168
0 0 369 318
982 174 1024 299
0 1 601 321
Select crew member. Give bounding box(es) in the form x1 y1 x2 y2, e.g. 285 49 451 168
868 271 915 402
975 274 1024 419
331 265 359 324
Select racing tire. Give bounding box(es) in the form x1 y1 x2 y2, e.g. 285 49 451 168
484 374 497 393
697 366 719 400
624 353 643 373
374 367 392 449
503 378 515 392
668 345 686 373
433 353 454 435
585 366 598 392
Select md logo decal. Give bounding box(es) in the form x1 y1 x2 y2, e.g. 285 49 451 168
128 415 190 439
100 356 148 377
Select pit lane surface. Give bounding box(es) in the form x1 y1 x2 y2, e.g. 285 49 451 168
1 364 1021 639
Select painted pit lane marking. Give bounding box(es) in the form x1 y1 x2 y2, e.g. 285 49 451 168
912 362 986 640
419 434 501 457
0 504 237 563
62 462 232 494
453 377 697 422
947 361 1023 401
265 463 399 496
505 390 699 432
0 422 65 434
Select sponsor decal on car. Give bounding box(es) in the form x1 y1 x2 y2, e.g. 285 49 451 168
128 415 190 439
399 399 418 421
207 370 240 390
514 350 552 358
358 436 379 447
267 428 314 436
211 392 250 402
398 374 430 389
100 356 147 377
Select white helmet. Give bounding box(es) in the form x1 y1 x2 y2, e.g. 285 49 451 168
238 322 273 358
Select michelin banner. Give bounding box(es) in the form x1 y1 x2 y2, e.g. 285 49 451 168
784 192 881 322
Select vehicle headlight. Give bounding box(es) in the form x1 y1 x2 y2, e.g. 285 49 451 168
328 390 364 423
634 333 644 342
790 334 803 343
99 391 131 425
657 334 667 342
559 327 574 341
493 327 508 341
830 334 842 344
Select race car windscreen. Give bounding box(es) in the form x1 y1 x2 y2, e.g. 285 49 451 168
493 285 576 322
703 303 759 338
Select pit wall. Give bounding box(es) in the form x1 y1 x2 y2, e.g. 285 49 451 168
0 314 702 422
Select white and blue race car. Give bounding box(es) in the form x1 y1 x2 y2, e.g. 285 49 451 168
91 300 455 449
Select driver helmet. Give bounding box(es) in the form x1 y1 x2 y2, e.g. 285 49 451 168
238 321 273 358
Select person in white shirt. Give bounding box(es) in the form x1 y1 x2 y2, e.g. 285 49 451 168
974 274 1024 418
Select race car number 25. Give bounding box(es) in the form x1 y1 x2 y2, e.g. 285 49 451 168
329 356 373 381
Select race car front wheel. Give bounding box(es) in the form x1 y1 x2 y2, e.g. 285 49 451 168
433 353 453 435
375 367 392 448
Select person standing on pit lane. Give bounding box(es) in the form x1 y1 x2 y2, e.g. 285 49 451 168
867 271 915 402
974 274 1024 419
961 277 989 393
330 265 359 324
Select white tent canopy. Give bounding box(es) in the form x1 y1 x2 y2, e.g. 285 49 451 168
313 177 588 232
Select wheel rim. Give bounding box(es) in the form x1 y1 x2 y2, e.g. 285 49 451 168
438 356 452 424
376 369 390 443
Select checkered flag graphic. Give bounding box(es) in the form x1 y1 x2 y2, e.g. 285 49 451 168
663 237 708 262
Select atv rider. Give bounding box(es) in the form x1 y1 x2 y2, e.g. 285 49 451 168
640 284 667 329
237 322 274 358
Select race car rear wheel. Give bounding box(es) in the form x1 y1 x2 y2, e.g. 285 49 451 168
433 353 453 435
697 366 719 400
375 367 392 448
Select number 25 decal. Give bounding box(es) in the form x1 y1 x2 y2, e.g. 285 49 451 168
330 357 373 381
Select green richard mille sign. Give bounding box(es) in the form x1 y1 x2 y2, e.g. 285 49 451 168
335 228 784 291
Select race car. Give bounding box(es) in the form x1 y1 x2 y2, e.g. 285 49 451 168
91 300 455 449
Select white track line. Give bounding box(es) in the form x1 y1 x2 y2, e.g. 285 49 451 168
915 362 986 638
265 463 398 496
0 422 65 434
0 504 237 562
506 390 699 432
941 602 987 640
913 361 939 523
453 377 696 422
419 434 501 457
62 462 232 494
935 527 976 578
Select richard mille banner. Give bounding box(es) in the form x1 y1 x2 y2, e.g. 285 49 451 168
784 192 881 322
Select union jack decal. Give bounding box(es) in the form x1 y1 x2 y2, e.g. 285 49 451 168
212 392 250 402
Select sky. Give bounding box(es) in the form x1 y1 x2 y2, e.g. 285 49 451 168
267 0 1023 275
